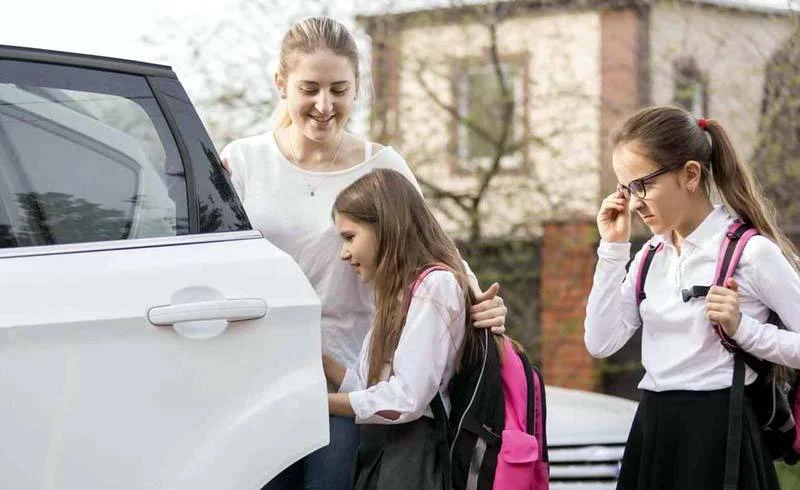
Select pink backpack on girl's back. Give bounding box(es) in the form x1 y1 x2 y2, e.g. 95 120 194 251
407 265 549 490
493 336 550 490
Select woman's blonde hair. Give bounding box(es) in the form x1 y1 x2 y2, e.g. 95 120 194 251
273 17 360 130
333 169 481 385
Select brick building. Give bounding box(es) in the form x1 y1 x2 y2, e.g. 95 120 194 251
358 0 796 397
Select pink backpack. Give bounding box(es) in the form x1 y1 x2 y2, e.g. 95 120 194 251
406 265 550 489
493 337 549 490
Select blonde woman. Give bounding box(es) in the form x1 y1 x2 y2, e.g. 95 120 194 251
221 17 507 490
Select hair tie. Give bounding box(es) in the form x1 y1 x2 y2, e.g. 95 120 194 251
698 118 708 131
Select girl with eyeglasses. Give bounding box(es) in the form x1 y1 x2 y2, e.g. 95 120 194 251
584 105 800 490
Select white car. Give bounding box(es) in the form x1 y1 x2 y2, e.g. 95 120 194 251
546 386 638 490
0 45 328 489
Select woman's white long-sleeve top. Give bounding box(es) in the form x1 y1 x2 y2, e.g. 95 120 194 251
584 205 800 391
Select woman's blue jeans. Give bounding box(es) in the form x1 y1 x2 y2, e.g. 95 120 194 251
262 415 360 490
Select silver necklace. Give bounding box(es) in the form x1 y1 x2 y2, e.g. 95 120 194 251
284 129 344 197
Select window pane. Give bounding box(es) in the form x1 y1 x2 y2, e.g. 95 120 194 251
0 62 187 248
457 62 521 171
674 59 706 117
467 69 506 159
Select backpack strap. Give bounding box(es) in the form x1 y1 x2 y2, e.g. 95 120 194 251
405 263 455 487
718 223 751 490
402 263 451 314
724 354 747 490
716 221 771 490
518 353 549 464
429 392 452 488
530 365 549 464
711 221 771 374
519 353 535 436
635 241 664 306
712 221 756 351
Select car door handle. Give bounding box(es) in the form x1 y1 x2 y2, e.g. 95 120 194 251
147 299 267 326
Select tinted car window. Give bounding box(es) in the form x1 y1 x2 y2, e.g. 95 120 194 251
0 61 188 248
152 77 250 233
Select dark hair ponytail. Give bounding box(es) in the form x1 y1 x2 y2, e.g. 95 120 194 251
704 119 799 272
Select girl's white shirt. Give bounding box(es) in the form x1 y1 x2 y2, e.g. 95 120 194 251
585 205 800 391
220 132 420 371
338 270 467 424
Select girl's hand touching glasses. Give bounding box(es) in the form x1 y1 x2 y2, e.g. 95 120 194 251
597 190 631 243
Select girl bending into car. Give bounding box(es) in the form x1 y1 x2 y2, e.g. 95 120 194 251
322 168 473 490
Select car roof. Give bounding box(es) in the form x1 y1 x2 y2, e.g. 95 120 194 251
0 45 176 78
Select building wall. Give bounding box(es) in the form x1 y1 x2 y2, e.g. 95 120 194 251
649 3 794 160
365 3 794 240
599 7 649 198
540 219 598 391
362 1 798 395
392 10 603 239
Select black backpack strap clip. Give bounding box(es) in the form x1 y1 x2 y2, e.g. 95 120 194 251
634 241 664 306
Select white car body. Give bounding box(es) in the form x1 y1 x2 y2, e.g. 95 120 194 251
0 46 329 490
546 386 638 490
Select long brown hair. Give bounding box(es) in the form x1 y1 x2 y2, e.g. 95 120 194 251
274 17 360 129
612 105 799 272
333 169 476 385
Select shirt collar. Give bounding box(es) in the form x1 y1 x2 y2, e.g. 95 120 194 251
656 205 730 249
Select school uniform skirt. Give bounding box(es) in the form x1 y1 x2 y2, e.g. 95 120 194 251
351 417 448 490
617 386 780 490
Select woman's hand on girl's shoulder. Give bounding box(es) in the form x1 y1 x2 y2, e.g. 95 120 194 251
470 282 507 334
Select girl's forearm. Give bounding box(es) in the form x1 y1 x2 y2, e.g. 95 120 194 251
328 393 355 417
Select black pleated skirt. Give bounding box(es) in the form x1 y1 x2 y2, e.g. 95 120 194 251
617 387 780 490
351 417 448 490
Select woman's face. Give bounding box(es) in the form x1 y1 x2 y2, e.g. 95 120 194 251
334 211 378 282
612 143 688 236
277 48 357 143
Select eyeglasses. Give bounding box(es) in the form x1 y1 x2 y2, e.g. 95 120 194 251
616 164 682 200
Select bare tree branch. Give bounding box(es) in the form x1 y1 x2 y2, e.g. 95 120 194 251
410 64 498 148
414 174 474 213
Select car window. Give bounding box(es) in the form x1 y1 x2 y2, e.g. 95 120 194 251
152 77 250 233
0 61 188 248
